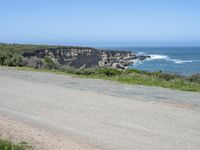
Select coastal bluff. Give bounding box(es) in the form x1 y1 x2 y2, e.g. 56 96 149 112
22 47 137 69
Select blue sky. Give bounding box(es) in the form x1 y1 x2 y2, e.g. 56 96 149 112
0 0 200 47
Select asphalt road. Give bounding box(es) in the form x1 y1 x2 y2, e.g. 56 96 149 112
0 67 200 150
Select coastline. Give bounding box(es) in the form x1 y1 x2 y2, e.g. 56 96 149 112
1 44 200 91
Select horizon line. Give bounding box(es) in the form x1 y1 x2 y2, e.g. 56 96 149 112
1 42 200 48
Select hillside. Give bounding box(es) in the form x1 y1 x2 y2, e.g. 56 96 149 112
0 43 135 69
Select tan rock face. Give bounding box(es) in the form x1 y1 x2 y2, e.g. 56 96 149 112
22 47 136 69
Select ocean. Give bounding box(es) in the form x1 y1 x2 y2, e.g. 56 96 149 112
104 47 200 76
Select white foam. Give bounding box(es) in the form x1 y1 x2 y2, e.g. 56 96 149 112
132 59 143 65
148 54 170 61
135 53 200 65
173 60 193 64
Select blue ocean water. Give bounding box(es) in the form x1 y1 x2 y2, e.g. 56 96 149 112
104 47 200 76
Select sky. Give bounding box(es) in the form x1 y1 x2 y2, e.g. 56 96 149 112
0 0 200 47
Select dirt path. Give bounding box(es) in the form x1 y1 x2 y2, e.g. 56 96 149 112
0 67 200 150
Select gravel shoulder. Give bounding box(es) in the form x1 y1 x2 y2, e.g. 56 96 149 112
0 67 200 150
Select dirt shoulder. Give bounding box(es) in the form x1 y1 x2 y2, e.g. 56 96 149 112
0 115 101 150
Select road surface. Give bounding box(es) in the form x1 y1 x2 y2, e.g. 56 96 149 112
0 67 200 150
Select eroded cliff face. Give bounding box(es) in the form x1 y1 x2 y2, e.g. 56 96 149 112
98 50 136 69
22 47 136 69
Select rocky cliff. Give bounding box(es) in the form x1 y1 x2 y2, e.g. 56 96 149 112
22 47 136 69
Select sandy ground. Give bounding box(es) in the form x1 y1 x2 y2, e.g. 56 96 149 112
0 67 200 150
0 115 100 150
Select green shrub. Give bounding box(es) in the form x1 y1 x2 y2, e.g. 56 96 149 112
0 139 26 150
188 73 200 84
155 72 179 81
62 68 96 76
0 50 23 66
0 54 6 65
73 69 96 75
125 68 144 74
43 56 57 69
6 53 23 66
97 68 122 76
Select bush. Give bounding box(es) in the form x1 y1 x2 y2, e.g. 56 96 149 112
188 73 200 84
0 139 26 150
6 53 23 66
0 50 23 66
125 68 143 74
0 54 6 65
43 56 57 69
63 68 96 76
73 69 96 75
97 68 122 76
150 72 179 81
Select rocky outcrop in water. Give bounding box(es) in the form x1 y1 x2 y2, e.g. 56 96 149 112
22 47 149 69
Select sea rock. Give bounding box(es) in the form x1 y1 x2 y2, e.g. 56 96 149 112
136 55 151 61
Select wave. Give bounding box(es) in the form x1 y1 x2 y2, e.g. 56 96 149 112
173 60 194 64
135 52 200 65
147 54 170 61
131 59 143 66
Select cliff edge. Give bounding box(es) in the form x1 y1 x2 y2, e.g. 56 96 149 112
22 47 136 69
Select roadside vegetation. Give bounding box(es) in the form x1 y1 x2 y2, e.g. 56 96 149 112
1 43 200 92
0 49 23 66
0 139 31 150
16 66 200 92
